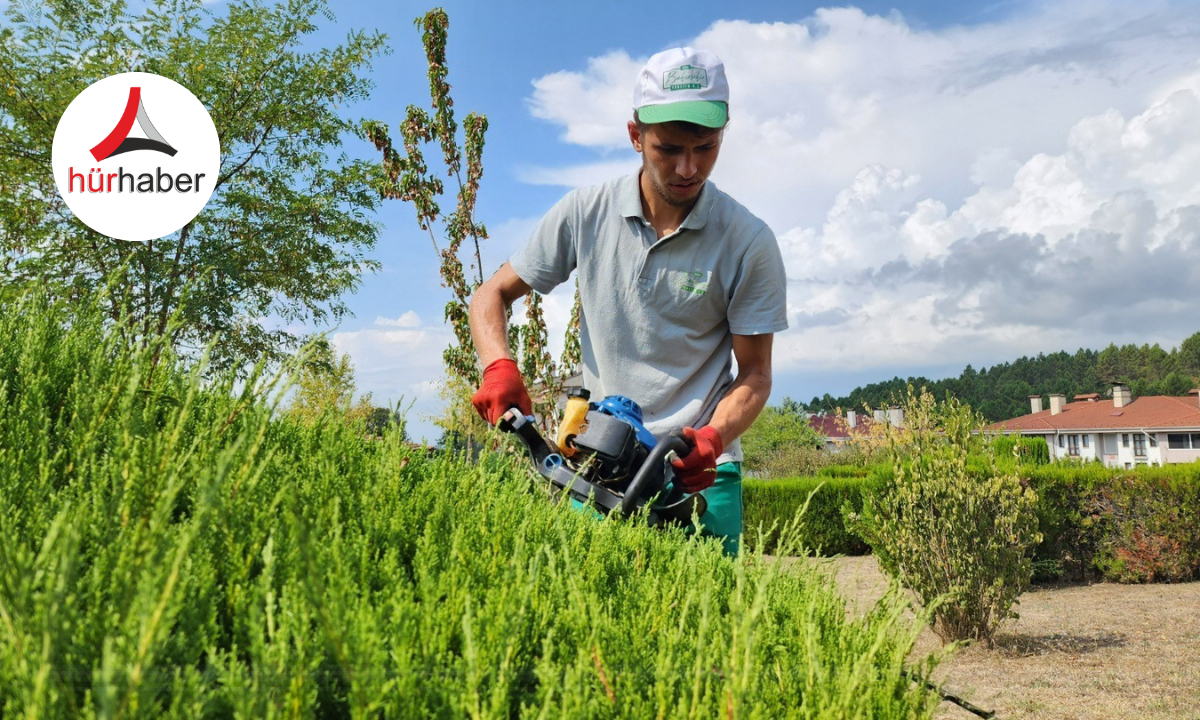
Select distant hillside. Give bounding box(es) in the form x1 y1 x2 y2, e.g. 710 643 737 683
804 332 1200 422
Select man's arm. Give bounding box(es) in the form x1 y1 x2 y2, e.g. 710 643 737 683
707 333 774 448
467 262 536 424
671 332 773 491
468 262 533 365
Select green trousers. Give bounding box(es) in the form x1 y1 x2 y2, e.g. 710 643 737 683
689 461 743 556
569 461 743 557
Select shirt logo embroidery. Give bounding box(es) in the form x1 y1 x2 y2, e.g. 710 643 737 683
680 270 710 296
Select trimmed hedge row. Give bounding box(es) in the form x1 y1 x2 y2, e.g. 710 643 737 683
744 460 1200 583
1025 462 1200 582
993 435 1051 466
1 291 942 717
743 467 883 556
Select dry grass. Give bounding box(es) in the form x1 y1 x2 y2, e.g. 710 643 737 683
808 555 1200 719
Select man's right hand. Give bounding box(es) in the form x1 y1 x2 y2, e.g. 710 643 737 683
471 358 533 425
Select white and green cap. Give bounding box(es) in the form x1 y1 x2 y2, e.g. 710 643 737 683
633 47 729 128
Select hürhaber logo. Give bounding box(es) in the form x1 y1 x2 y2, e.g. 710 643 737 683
52 72 220 242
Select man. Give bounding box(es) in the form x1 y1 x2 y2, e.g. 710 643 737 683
468 47 787 555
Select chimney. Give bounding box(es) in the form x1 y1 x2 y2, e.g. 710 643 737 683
1113 383 1132 409
1190 388 1199 408
874 408 886 423
1049 393 1065 415
888 405 904 428
1029 395 1043 414
847 410 857 428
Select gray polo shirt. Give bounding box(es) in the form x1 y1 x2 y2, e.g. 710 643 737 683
510 172 787 463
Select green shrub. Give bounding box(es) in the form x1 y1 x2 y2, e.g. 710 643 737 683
1019 463 1200 583
740 405 823 475
1020 463 1112 581
747 448 1200 587
847 388 1041 647
749 440 829 479
0 289 939 717
1018 437 1050 465
744 474 881 555
1080 469 1200 582
817 463 880 479
993 435 1051 475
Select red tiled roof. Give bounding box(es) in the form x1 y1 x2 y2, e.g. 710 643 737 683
989 395 1200 433
809 414 875 439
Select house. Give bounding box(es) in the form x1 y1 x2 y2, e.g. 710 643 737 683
808 408 894 451
988 384 1200 468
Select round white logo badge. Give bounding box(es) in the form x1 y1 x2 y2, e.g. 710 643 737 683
51 72 220 242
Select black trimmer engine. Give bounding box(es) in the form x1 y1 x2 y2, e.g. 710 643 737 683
498 392 707 527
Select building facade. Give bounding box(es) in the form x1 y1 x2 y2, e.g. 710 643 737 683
988 385 1200 469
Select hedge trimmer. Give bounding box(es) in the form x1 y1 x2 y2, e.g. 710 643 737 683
499 390 706 527
503 392 993 718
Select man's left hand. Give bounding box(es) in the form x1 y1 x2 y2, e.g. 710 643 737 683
671 426 724 493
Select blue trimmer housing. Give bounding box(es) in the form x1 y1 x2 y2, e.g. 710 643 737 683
592 395 657 449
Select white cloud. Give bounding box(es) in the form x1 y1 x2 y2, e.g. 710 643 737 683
528 3 1200 227
775 70 1200 374
373 311 422 328
332 317 453 443
523 0 1200 382
528 51 642 148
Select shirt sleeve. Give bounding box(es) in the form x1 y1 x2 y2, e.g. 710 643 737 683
509 192 579 294
727 224 789 335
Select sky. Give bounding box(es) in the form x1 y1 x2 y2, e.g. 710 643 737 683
250 0 1200 442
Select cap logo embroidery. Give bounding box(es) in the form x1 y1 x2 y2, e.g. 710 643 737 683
662 65 708 92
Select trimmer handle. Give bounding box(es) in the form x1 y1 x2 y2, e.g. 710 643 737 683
618 431 692 517
498 407 557 474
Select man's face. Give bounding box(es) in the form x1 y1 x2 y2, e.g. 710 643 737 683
628 120 723 208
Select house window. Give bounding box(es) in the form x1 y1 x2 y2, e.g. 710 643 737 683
1058 435 1065 448
1168 433 1196 449
1149 435 1158 447
1122 433 1130 448
1067 435 1080 456
1133 434 1146 457
1082 435 1090 448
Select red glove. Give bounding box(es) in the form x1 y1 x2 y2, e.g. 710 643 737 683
471 358 532 425
671 426 724 494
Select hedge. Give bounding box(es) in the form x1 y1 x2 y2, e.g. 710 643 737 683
743 466 886 555
743 459 1200 584
1024 462 1200 582
0 290 941 717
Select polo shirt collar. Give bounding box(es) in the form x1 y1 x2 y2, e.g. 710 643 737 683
620 171 715 231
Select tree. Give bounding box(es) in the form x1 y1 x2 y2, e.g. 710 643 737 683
779 395 805 417
283 336 373 425
367 9 577 434
1179 332 1200 381
365 406 409 440
0 0 386 371
740 405 824 475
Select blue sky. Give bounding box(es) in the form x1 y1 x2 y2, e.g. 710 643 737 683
261 0 1200 442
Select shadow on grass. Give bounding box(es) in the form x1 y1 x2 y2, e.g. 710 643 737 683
992 631 1127 657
